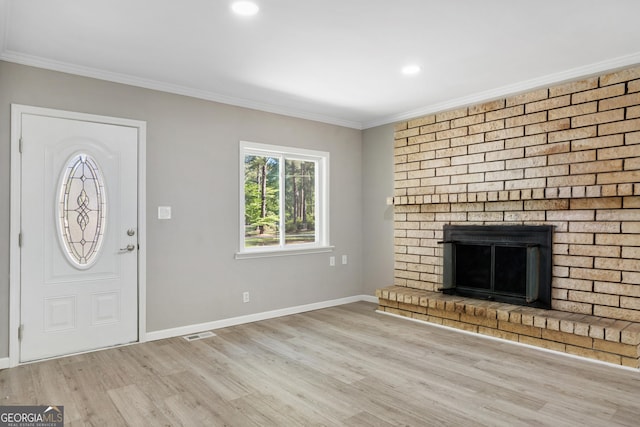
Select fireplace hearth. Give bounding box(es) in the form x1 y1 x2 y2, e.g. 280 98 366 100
441 225 553 309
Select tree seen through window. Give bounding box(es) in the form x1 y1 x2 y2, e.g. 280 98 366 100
244 155 316 248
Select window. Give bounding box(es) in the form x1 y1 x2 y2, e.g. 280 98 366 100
238 141 330 257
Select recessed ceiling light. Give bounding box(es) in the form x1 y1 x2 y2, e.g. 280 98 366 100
402 64 421 75
231 1 259 16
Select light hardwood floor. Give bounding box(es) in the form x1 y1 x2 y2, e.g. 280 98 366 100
1 302 639 426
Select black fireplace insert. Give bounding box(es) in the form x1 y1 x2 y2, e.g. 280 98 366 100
440 225 553 309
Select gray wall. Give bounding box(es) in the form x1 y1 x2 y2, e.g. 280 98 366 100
361 124 395 295
1 61 393 358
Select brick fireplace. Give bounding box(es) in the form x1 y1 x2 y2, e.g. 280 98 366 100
376 65 640 368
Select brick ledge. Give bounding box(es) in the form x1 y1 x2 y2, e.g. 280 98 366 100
376 285 640 368
393 183 639 205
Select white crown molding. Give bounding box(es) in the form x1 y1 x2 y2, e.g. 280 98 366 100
3 45 640 131
0 50 364 130
363 52 640 129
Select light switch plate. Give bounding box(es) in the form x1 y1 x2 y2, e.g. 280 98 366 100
158 206 172 220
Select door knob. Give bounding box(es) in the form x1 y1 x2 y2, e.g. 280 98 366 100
119 244 136 252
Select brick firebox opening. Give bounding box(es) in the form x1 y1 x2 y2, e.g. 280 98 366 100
377 65 640 368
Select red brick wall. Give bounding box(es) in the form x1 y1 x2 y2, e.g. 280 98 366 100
393 66 640 322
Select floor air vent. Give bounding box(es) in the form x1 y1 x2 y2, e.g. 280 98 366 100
183 331 216 342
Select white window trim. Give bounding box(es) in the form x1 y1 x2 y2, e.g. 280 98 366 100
236 141 331 259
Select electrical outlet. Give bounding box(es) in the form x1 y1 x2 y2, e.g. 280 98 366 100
329 256 335 266
243 291 250 303
342 255 348 265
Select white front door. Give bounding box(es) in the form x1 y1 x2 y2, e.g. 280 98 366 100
19 113 139 362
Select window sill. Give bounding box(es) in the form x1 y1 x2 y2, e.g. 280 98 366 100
235 245 334 260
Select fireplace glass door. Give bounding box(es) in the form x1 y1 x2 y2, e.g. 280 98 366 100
454 244 527 296
442 225 552 309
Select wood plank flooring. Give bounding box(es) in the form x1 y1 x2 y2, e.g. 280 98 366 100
1 302 639 426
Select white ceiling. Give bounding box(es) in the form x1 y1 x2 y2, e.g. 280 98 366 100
2 0 640 129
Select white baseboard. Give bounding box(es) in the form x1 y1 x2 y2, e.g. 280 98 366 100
146 294 379 342
0 357 10 370
360 294 379 303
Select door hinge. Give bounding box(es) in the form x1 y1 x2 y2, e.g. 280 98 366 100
18 232 22 247
18 324 24 341
19 137 23 153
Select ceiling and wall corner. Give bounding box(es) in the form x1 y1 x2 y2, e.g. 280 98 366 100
1 0 640 130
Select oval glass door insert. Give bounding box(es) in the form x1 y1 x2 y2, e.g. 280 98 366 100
58 153 107 268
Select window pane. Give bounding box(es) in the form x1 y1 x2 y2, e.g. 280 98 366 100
285 159 315 245
244 155 280 247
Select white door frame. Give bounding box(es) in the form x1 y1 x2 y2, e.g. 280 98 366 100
9 104 147 367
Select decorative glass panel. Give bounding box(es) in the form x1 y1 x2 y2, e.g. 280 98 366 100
58 154 106 267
